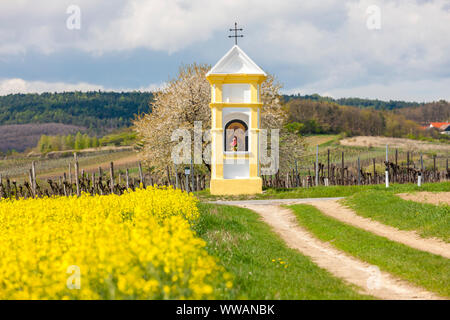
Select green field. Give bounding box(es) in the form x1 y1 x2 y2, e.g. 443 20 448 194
344 191 449 242
194 182 449 299
195 203 372 299
288 204 450 297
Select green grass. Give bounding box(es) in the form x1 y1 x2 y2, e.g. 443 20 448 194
303 134 340 149
344 191 450 242
195 182 450 201
195 203 372 299
289 204 450 297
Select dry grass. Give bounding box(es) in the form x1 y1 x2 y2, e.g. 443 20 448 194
397 192 450 206
304 134 339 148
340 136 450 152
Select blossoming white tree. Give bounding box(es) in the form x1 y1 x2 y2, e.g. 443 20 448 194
133 63 303 175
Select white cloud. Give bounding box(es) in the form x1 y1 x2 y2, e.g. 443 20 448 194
0 78 164 95
0 0 449 101
3 0 449 58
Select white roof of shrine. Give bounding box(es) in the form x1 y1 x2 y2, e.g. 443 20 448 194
206 45 266 76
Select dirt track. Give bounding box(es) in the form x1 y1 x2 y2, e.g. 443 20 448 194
236 203 444 300
309 200 450 258
397 192 450 206
340 136 450 151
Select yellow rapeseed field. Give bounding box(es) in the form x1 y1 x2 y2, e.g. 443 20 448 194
0 186 230 299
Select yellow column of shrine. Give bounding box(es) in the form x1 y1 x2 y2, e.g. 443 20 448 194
206 45 267 195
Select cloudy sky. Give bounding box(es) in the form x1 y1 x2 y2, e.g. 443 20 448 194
0 0 449 102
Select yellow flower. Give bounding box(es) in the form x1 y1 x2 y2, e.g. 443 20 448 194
0 186 231 300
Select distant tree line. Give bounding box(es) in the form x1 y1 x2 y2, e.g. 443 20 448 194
36 129 137 153
0 91 153 135
393 100 450 125
283 94 422 110
286 99 449 139
37 132 100 153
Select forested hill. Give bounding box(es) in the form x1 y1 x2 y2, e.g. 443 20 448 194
283 94 449 125
282 94 423 110
0 91 153 133
1 91 446 131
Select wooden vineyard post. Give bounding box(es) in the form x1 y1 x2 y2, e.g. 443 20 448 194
28 169 33 197
372 158 376 184
31 161 37 197
5 178 10 199
126 168 130 189
341 151 344 185
68 162 72 186
407 151 410 170
74 153 80 197
180 173 185 191
138 161 144 188
421 153 423 169
185 172 190 193
406 151 411 183
190 158 194 191
357 156 361 185
63 172 67 196
166 165 172 187
394 149 398 183
91 173 95 193
110 162 115 194
433 155 437 181
174 164 179 189
327 149 330 181
315 145 319 186
12 180 18 200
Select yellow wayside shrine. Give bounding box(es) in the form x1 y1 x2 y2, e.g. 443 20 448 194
206 45 267 195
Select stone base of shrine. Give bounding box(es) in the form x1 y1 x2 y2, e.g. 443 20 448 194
210 177 262 195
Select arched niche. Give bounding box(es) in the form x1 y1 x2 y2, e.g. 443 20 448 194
224 119 248 152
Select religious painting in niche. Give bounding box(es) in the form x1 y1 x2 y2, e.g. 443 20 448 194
224 120 248 152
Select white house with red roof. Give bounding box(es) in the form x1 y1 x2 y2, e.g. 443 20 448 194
428 122 450 134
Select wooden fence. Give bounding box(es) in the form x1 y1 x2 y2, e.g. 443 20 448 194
262 149 449 188
0 149 448 199
0 154 207 200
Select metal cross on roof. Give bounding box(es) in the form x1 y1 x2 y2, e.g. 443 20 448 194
229 22 243 45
